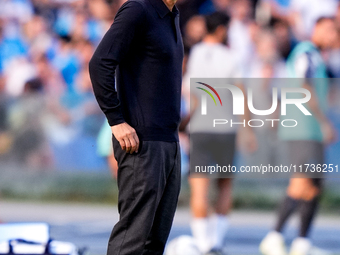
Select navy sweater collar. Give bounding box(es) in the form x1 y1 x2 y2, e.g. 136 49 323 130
148 0 179 18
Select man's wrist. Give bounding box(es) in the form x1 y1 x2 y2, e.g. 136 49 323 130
110 121 126 128
106 112 125 126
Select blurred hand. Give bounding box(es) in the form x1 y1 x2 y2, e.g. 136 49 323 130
111 122 139 154
237 128 258 154
321 120 337 145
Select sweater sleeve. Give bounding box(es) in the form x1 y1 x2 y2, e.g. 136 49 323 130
89 1 146 126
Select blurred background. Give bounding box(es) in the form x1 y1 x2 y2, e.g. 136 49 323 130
1 0 340 254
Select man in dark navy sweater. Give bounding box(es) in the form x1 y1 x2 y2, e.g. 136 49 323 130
89 0 183 254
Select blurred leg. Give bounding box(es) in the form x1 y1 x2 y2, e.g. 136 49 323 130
275 140 321 233
275 195 299 233
190 177 211 253
274 176 321 235
210 177 232 251
210 134 235 252
299 196 319 237
215 178 233 215
288 179 322 255
189 177 210 218
299 178 323 237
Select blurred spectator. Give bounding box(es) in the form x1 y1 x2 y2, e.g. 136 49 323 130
270 18 293 59
4 57 36 97
326 28 340 79
30 0 58 28
0 77 8 132
88 0 125 23
326 4 340 78
177 0 206 29
23 15 52 55
8 78 52 168
0 0 33 23
32 54 65 98
249 28 286 78
288 0 338 40
183 15 206 48
336 2 340 28
51 35 80 94
73 62 103 137
0 20 28 75
198 0 231 14
258 0 291 24
0 76 12 159
228 0 257 75
244 28 288 168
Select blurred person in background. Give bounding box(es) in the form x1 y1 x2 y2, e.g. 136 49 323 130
4 57 36 97
0 16 34 98
0 20 29 76
288 0 338 41
248 28 286 78
228 0 257 75
270 18 293 60
30 53 71 145
185 12 257 255
259 0 291 22
0 76 12 161
29 0 58 28
198 0 231 15
8 78 53 169
67 39 104 138
176 0 206 29
325 3 340 79
46 37 103 163
51 35 80 95
88 0 120 24
244 28 287 168
183 15 207 49
325 3 340 112
260 17 338 255
253 0 295 59
32 54 65 99
0 0 33 23
23 15 55 60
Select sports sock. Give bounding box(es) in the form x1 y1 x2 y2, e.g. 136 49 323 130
210 213 229 250
299 196 319 237
275 195 299 232
191 217 211 253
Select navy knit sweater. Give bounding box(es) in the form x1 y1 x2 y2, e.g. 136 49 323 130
89 0 184 142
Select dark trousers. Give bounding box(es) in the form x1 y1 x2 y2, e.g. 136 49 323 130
107 135 181 255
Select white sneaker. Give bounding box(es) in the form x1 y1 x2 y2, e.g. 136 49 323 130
260 231 287 255
289 238 312 255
